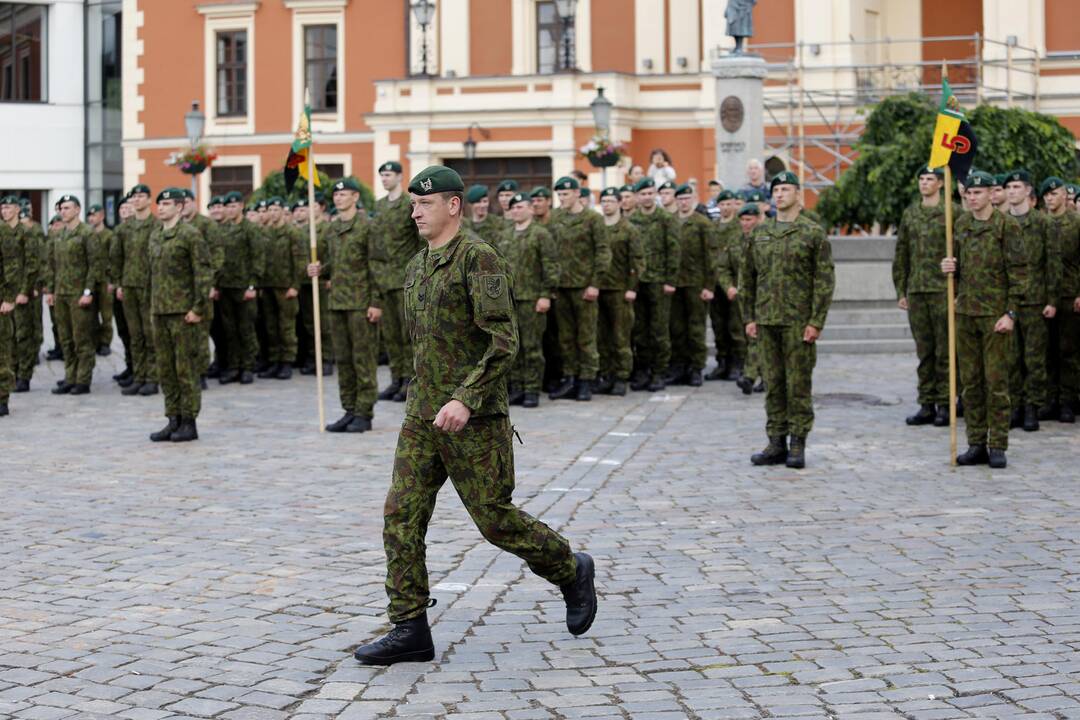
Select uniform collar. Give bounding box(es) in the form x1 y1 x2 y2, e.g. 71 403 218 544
426 230 466 269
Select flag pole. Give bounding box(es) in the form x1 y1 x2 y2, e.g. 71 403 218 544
942 62 958 466
305 88 326 432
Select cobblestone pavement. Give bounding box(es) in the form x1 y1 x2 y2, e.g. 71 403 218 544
2 347 1080 720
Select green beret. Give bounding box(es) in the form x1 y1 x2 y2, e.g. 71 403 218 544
466 184 489 204
58 194 81 207
966 170 996 188
292 199 309 210
156 188 185 203
224 191 244 204
917 165 944 179
182 188 195 200
314 192 326 205
632 178 655 192
207 196 225 208
674 184 694 197
554 176 580 191
379 161 403 174
129 184 151 196
508 192 530 208
743 189 767 203
579 187 591 198
716 190 737 202
738 203 761 217
331 178 361 193
497 179 519 193
86 204 103 214
529 186 552 199
49 215 61 224
19 208 29 219
407 165 465 195
992 173 1007 187
658 181 676 192
619 185 633 194
1004 169 1031 186
1067 184 1080 196
1040 177 1065 196
18 198 30 208
770 171 800 190
599 187 620 199
0 195 20 205
268 196 285 208
256 199 269 210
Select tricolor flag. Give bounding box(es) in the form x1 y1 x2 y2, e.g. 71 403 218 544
284 105 319 194
928 79 977 181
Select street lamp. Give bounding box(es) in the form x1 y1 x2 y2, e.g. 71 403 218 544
590 87 612 135
411 0 435 76
184 100 206 198
463 123 490 181
554 0 577 71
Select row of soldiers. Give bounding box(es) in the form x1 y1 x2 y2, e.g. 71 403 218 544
894 166 1080 468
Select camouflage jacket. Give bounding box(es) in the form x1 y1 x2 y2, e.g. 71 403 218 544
715 219 742 290
403 230 516 420
22 221 46 291
0 222 23 304
261 222 306 289
1009 209 1060 308
326 214 381 311
496 220 559 301
48 222 101 296
597 217 645 292
549 207 611 288
467 216 510 249
187 213 226 287
217 218 263 289
8 222 41 297
629 207 680 284
89 227 115 287
149 221 213 317
742 214 836 328
673 212 719 289
953 211 1026 318
372 194 423 291
893 200 947 297
112 215 160 289
1048 211 1080 299
301 221 332 286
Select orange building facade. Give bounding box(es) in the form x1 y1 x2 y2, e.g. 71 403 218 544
123 0 1080 206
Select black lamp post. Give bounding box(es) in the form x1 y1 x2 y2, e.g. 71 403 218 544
554 0 577 71
463 123 490 182
411 0 435 76
183 100 206 198
589 88 615 187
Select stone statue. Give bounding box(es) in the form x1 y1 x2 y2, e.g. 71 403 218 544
725 0 756 54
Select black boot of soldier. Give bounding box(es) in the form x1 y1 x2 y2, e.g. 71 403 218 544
326 412 354 433
727 359 744 383
508 385 525 406
377 378 401 401
592 376 613 394
575 379 593 401
957 444 989 466
629 371 650 392
988 447 1007 469
933 404 949 427
561 552 598 636
1037 402 1058 421
150 416 179 442
170 417 198 442
905 404 936 426
257 363 280 379
1060 402 1076 424
664 364 687 385
705 358 727 381
646 374 666 392
736 375 754 395
219 369 240 385
354 613 435 666
1022 404 1039 432
751 436 788 466
786 436 806 469
1009 407 1023 429
392 377 411 402
610 380 627 396
522 392 539 408
687 369 703 387
549 376 576 400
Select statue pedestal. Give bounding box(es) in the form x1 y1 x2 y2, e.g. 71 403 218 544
712 54 767 193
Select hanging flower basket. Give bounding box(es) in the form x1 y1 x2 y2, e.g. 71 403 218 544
578 135 627 169
166 144 218 176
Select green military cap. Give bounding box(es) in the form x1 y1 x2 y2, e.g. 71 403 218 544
0 195 20 205
19 208 29 218
466 184 489 204
579 187 591 198
497 179 519 193
129 183 151 196
207 196 225 208
18 197 30 207
224 191 244 204
738 203 761 217
292 198 309 210
917 165 944 179
619 184 633 194
1004 169 1031 186
965 170 996 188
331 178 361 193
553 176 580 191
256 199 269 210
658 181 676 192
770 171 800 190
716 190 737 202
267 196 285 207
632 177 655 192
182 188 195 200
743 189 767 203
408 165 465 195
49 214 61 224
156 187 185 203
58 194 81 206
674 183 694 197
1067 183 1080 196
1040 177 1065 196
379 160 403 174
86 203 103 214
508 192 530 207
599 187 620 199
991 173 1006 187
314 191 326 204
529 186 552 199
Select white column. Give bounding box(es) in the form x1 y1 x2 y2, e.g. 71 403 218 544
440 0 470 76
668 0 699 73
634 0 664 75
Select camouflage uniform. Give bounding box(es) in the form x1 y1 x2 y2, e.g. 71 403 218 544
1048 211 1080 409
742 214 835 438
48 222 102 386
549 208 610 381
711 219 747 367
385 230 576 623
188 213 224 374
496 221 559 393
629 207 679 381
893 201 949 406
953 211 1026 450
112 215 161 383
735 229 762 381
89 225 115 350
1007 209 1058 411
326 214 381 419
11 221 42 382
108 227 133 373
597 217 645 382
0 222 22 404
216 217 263 372
467 216 509 249
149 222 213 419
670 212 719 372
372 194 423 382
259 222 306 365
299 220 332 368
24 220 46 356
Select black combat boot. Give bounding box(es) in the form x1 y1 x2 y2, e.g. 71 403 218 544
300 360 317 376
113 367 133 383
786 436 806 469
354 612 435 666
508 385 525 406
14 378 29 393
905 404 936 426
1037 403 1057 421
0 403 8 417
239 370 254 384
664 364 687 385
646 375 666 392
933 404 949 427
150 416 180 442
1022 404 1039 432
70 384 91 395
377 378 401 401
687 369 703 387
346 415 372 433
206 362 221 379
257 363 280 379
705 358 727 381
753 379 766 393
522 392 539 408
326 412 355 433
96 345 111 357
121 381 143 396
610 380 627 396
956 444 989 466
736 375 754 395
576 379 593 402
392 377 411 402
117 373 136 388
45 347 62 361
728 359 744 382
751 436 788 466
200 376 208 390
52 381 73 395
629 372 650 392
170 417 198 442
988 447 1007 469
560 552 598 636
549 376 577 400
592 376 613 394
138 382 159 396
219 369 240 384
322 362 334 376
1009 407 1023 429
276 364 293 380
1060 402 1076 424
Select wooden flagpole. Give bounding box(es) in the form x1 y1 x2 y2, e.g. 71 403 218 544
942 63 958 466
304 88 326 432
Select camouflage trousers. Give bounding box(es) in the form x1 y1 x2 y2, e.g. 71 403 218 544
669 287 708 371
123 286 156 383
555 288 599 381
94 282 114 349
217 289 257 372
381 288 414 380
598 290 634 381
196 300 214 376
54 295 97 386
383 415 577 623
1048 300 1080 407
299 282 330 366
1009 306 1049 410
759 324 817 437
13 300 38 380
709 290 746 364
113 297 133 371
259 289 299 364
957 313 1011 450
511 300 547 393
153 313 203 418
33 292 44 350
743 335 762 381
907 292 949 405
0 312 12 404
330 309 377 418
632 282 671 379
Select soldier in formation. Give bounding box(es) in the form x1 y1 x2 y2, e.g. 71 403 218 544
594 186 644 396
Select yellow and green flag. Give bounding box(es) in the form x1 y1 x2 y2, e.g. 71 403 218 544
284 105 319 193
928 79 977 181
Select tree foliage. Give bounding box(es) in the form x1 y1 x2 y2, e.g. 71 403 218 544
249 169 376 213
817 93 1079 232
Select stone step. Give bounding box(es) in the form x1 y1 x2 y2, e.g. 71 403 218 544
827 307 909 327
823 323 912 341
818 338 915 354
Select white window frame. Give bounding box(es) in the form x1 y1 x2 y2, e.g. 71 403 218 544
198 2 257 136
512 0 591 75
287 0 347 133
198 154 261 211
313 152 352 181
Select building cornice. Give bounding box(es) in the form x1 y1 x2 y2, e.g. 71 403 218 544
282 0 349 11
196 2 260 17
